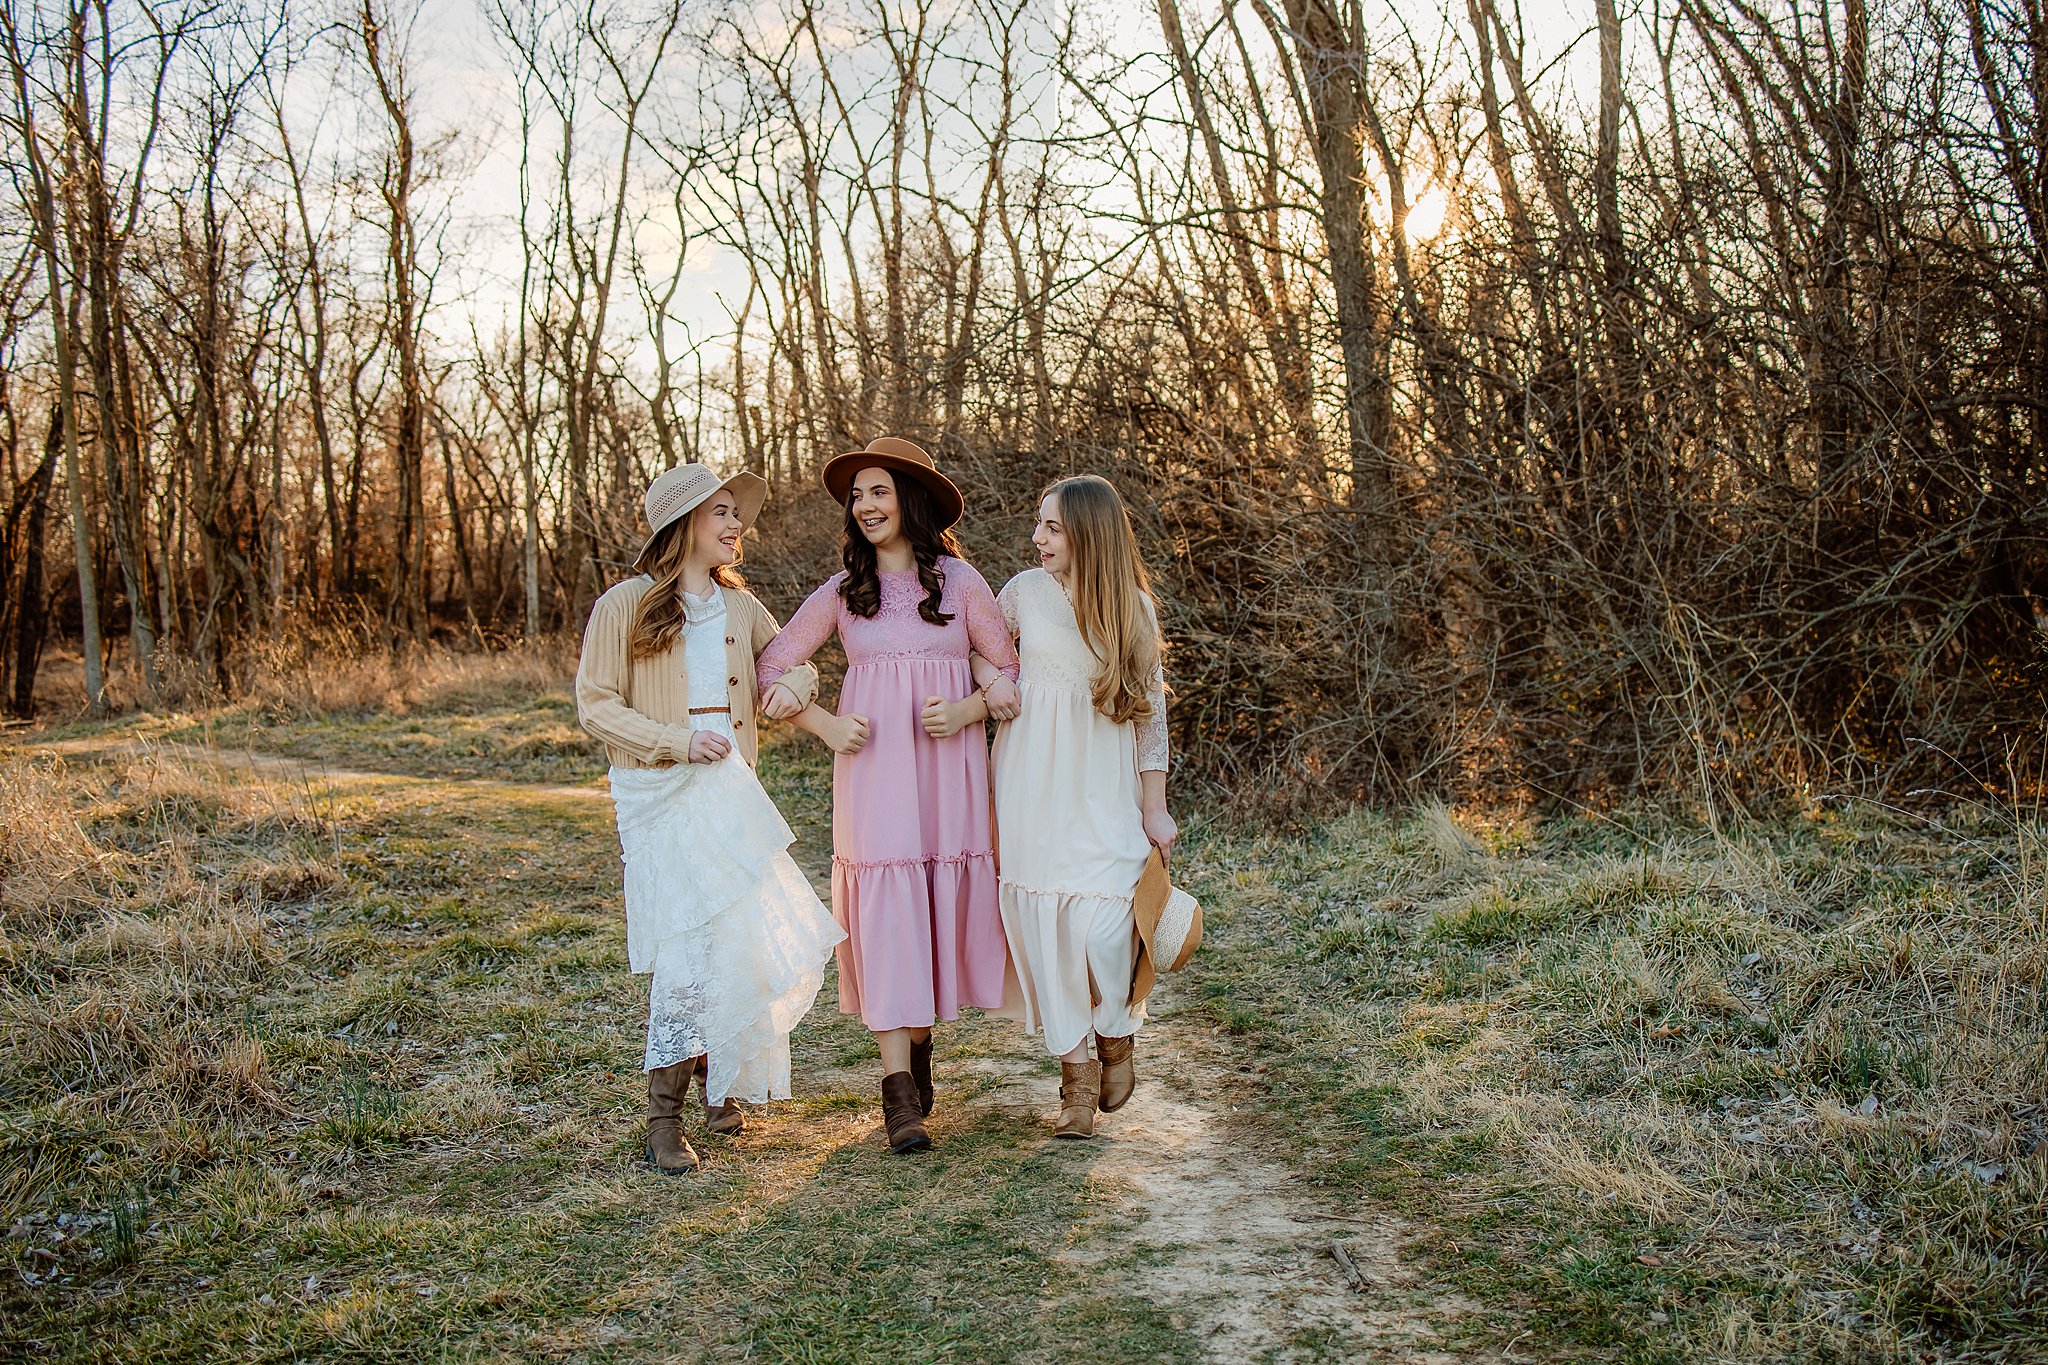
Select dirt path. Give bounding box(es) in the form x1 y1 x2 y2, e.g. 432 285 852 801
953 1019 1497 1364
25 735 1501 1362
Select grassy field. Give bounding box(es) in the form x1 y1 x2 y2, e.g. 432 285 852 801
3 658 2044 1362
1 718 1211 1361
57 639 608 787
1181 802 2047 1363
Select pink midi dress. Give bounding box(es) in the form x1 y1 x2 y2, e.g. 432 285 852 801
757 557 1021 1031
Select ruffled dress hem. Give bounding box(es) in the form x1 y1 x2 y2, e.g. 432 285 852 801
996 877 1146 1057
831 851 1012 1030
612 758 844 1103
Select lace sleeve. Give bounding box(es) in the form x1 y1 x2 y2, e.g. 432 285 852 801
997 574 1021 639
1135 665 1170 772
1135 594 1169 772
960 564 1020 681
745 594 818 709
756 577 839 688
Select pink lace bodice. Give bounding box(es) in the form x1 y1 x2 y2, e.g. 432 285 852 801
758 557 1020 685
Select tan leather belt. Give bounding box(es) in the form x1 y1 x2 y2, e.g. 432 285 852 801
688 706 731 716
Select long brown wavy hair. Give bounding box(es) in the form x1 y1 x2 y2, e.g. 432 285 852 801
838 471 962 624
1048 475 1161 724
629 513 744 659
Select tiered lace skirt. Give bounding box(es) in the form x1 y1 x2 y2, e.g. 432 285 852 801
610 756 844 1103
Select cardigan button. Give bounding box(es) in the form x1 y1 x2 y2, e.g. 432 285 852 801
728 676 738 686
725 636 735 645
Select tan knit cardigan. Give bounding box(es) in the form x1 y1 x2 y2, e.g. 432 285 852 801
575 576 818 769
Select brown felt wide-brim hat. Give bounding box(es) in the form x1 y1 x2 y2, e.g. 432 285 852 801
1129 847 1203 1007
819 436 965 529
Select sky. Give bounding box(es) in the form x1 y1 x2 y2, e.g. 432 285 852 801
379 0 1605 363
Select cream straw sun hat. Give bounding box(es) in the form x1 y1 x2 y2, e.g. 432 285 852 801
632 464 769 572
1129 848 1203 1007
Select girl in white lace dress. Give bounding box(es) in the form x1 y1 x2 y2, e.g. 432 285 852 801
975 475 1177 1139
577 465 845 1174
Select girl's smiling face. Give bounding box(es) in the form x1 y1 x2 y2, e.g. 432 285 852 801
848 467 904 550
1032 492 1071 579
689 491 744 567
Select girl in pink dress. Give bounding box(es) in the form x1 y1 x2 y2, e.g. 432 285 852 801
757 437 1021 1154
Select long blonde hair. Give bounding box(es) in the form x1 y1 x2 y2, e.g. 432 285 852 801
629 513 744 660
1048 475 1161 725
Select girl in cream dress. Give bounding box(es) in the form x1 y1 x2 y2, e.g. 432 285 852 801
976 475 1176 1139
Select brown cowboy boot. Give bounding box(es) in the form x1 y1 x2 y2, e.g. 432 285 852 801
693 1057 746 1137
881 1071 931 1154
1096 1033 1136 1113
645 1061 699 1174
1054 1060 1102 1139
909 1033 935 1117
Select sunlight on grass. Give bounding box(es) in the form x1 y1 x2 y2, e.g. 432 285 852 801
0 717 1203 1363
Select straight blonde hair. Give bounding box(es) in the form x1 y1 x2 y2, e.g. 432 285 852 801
629 513 744 660
1047 475 1160 725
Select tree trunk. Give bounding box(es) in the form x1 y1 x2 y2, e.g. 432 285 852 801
4 8 103 712
4 408 57 717
361 0 428 638
1275 0 1394 535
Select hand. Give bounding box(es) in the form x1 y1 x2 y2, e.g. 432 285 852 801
981 676 1021 721
822 712 871 756
1142 807 1178 864
759 682 802 721
689 730 732 764
921 694 976 740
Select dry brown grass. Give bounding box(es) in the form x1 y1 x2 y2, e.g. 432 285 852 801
160 629 576 719
31 634 596 787
21 629 575 726
0 753 336 1208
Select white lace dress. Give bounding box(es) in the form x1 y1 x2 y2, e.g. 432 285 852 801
991 569 1169 1056
607 584 845 1103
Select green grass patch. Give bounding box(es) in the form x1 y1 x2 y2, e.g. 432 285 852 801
1177 802 2048 1364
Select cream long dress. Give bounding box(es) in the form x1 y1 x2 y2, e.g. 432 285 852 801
992 569 1169 1057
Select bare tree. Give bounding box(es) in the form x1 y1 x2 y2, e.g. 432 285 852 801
356 0 428 638
3 1 103 713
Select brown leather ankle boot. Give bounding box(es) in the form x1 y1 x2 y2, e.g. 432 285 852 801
1096 1033 1136 1112
881 1071 931 1153
692 1057 746 1136
645 1061 699 1174
909 1033 934 1117
1054 1060 1101 1139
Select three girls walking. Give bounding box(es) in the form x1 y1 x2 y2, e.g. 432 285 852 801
577 440 1174 1166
